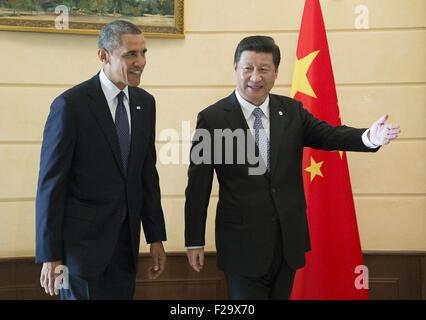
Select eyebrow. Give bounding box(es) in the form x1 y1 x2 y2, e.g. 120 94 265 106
125 48 148 55
242 63 272 68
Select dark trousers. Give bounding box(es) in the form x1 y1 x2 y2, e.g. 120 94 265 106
60 218 136 300
224 222 295 300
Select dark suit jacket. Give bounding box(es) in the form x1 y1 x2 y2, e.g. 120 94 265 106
36 74 166 277
185 92 375 276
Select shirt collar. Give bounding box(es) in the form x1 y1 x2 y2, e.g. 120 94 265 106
235 88 269 120
99 69 129 103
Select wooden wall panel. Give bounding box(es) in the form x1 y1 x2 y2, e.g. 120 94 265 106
0 252 424 300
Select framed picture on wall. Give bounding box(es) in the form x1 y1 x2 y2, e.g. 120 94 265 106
0 0 184 38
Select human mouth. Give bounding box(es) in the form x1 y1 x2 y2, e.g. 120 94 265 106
248 84 263 90
130 70 142 76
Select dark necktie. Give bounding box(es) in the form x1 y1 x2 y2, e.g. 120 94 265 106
115 91 130 172
252 107 270 171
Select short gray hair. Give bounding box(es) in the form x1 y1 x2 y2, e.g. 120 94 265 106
98 20 142 53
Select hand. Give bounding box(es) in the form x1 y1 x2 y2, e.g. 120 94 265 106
40 260 63 296
147 241 166 280
369 114 401 146
186 248 205 272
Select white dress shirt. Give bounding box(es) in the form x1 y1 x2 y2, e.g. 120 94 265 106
235 88 270 139
99 69 131 134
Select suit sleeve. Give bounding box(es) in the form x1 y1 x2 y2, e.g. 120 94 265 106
35 96 76 263
184 111 214 247
299 101 377 152
140 97 167 244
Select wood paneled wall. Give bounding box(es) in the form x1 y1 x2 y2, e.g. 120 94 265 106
0 252 424 300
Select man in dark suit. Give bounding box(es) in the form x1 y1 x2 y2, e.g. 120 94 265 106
185 36 400 299
36 20 167 300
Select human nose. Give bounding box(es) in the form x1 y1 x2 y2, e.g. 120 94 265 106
135 53 146 67
249 69 262 82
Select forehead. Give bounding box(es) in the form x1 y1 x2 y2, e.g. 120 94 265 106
117 33 146 51
238 51 274 64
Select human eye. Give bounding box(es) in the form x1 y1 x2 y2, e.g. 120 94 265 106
124 51 137 58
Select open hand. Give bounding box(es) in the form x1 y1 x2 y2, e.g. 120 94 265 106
369 115 400 146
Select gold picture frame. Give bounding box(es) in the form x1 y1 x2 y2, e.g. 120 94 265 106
0 0 184 38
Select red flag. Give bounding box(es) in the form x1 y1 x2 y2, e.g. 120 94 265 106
290 0 369 299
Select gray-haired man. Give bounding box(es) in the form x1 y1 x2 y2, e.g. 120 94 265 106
36 20 167 299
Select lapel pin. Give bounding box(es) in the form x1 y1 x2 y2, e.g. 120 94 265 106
278 111 284 116
136 106 142 110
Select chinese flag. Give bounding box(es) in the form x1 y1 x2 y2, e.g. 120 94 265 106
289 0 368 299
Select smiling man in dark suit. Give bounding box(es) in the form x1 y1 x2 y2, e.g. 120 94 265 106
36 20 167 300
185 36 400 299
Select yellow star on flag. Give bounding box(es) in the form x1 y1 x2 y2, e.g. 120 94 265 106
305 156 324 182
291 50 320 98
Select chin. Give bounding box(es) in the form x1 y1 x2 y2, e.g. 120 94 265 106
247 93 263 100
129 81 141 87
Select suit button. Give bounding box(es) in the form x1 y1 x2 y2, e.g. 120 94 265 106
272 216 277 222
271 188 276 193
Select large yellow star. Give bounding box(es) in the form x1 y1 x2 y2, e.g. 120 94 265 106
305 156 324 182
291 50 320 99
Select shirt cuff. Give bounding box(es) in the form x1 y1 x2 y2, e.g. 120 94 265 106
186 246 204 249
362 129 380 149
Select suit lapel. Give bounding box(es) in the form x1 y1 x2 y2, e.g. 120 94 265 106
223 92 250 131
87 74 126 179
223 92 270 177
269 94 289 175
127 87 150 177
